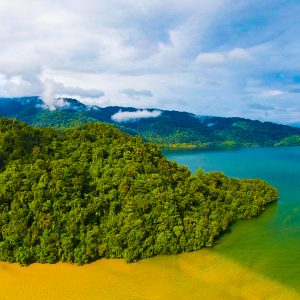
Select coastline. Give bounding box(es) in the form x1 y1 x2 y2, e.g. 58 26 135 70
163 143 300 151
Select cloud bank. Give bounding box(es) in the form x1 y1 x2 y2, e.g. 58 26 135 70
111 110 162 123
0 0 300 122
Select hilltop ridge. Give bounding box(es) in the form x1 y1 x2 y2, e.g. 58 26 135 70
0 96 300 148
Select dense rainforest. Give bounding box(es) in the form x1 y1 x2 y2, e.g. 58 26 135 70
0 118 277 265
0 97 300 148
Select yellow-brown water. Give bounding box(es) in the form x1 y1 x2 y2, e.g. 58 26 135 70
0 250 299 300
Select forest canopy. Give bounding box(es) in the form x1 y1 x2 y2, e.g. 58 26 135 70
0 118 278 265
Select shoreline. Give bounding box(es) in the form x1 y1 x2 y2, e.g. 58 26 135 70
1 250 299 300
163 143 300 151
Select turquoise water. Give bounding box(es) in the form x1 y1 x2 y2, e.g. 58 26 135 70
164 147 300 291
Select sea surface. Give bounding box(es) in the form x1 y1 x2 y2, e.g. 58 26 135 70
164 146 300 292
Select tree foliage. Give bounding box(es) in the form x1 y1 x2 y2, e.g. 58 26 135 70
0 118 277 265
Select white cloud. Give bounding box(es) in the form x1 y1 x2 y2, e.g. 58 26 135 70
195 48 252 65
0 73 42 97
258 89 284 97
40 78 105 110
0 0 299 123
111 109 161 122
195 52 226 65
41 79 59 110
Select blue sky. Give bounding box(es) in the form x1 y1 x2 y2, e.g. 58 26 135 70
0 0 299 123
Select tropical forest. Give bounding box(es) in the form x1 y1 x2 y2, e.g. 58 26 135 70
0 118 277 265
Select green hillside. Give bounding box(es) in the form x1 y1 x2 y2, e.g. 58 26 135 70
0 118 277 265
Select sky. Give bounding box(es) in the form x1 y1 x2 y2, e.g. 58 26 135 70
0 0 300 123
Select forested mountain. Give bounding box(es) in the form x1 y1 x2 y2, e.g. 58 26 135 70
0 96 300 148
0 118 277 265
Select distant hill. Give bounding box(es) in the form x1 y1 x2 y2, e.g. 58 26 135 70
0 96 300 148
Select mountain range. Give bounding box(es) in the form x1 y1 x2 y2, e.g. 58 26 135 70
0 96 300 148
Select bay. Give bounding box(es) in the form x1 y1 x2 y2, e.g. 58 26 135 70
164 146 300 291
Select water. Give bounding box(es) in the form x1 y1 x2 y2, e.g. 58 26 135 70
164 147 300 291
